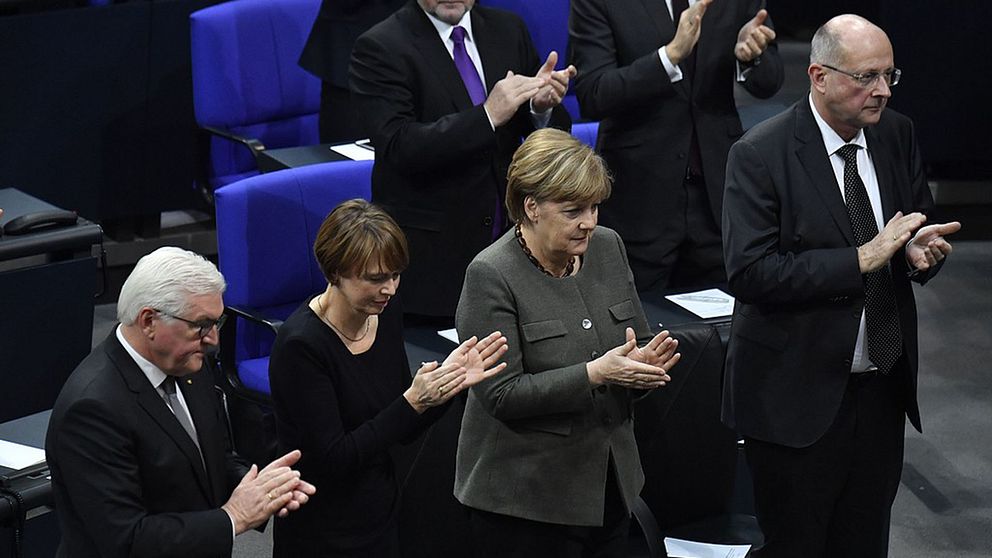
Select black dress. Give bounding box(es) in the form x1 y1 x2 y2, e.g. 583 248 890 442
269 298 436 557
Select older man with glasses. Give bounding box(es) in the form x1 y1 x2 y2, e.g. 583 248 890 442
721 14 959 558
46 246 316 558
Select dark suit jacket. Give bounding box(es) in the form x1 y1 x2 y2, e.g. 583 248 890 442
454 227 651 526
298 0 405 88
721 99 939 448
350 1 571 317
570 0 783 246
46 332 248 558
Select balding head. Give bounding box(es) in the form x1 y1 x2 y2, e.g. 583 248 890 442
810 15 889 68
808 14 895 141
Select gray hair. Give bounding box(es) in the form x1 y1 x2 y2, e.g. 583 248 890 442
117 246 226 325
809 21 844 66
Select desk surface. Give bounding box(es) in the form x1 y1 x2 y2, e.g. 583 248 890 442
256 143 351 173
0 188 102 262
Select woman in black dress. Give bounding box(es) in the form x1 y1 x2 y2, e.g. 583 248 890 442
269 199 507 557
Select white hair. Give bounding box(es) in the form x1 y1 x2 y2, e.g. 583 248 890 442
117 247 226 325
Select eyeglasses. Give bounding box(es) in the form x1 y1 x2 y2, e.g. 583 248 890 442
822 64 901 88
155 309 227 338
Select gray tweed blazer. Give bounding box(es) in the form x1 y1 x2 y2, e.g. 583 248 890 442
454 226 652 526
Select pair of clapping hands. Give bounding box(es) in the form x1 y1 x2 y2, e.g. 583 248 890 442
485 51 577 127
587 328 681 390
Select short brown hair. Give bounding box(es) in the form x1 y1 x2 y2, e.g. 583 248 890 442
505 128 612 224
313 199 409 282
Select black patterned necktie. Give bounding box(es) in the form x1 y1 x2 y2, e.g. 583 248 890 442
837 144 903 373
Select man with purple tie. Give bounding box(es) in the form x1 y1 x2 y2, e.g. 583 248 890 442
350 0 573 324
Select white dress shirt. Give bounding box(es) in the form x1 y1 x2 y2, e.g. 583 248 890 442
808 95 886 373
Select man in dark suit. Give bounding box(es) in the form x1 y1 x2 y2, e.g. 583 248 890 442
571 0 783 291
350 0 573 322
46 247 316 558
721 15 960 557
298 0 405 143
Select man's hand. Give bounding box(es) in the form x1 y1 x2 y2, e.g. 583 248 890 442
667 0 713 65
857 211 926 273
222 450 316 534
735 9 776 63
531 51 577 113
906 221 960 270
484 71 547 127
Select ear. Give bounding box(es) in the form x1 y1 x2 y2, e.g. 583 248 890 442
524 196 540 222
136 307 158 338
808 64 827 95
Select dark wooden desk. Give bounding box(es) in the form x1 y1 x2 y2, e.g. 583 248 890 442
256 143 351 173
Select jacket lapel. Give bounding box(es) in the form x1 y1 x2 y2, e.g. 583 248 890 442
403 3 474 112
473 8 508 93
793 101 857 246
107 334 213 501
864 125 899 218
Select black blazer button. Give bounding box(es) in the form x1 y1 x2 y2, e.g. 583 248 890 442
483 216 493 226
843 358 852 367
597 385 607 394
591 351 600 359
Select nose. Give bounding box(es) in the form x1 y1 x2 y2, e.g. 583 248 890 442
202 325 220 346
382 277 399 296
580 208 597 229
874 75 892 98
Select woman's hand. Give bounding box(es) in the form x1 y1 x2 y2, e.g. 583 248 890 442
587 328 678 390
405 332 509 413
627 328 680 371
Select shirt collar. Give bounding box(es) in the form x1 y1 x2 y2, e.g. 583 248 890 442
808 93 867 156
423 7 475 44
116 324 169 390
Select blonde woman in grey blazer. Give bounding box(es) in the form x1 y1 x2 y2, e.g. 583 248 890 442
455 128 682 557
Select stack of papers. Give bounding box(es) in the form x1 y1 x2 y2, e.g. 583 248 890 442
665 288 735 319
664 537 751 558
0 439 45 470
330 140 375 161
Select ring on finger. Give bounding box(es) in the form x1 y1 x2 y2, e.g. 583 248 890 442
267 492 274 500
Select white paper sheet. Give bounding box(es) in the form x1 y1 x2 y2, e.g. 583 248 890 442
664 288 735 319
664 537 751 558
0 439 46 470
330 141 375 161
437 328 459 345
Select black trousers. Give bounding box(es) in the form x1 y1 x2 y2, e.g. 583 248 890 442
745 364 908 558
626 172 724 292
467 468 630 558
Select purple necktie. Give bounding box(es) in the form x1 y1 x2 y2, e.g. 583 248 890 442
451 25 503 238
450 26 487 106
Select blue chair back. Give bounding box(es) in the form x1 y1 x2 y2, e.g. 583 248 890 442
190 0 322 188
484 0 580 119
214 160 373 394
572 121 599 148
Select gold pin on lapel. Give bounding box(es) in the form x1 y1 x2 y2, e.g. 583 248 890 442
186 379 193 385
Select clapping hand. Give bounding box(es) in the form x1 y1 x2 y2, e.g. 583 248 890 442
587 328 677 390
735 9 776 63
405 332 508 412
531 51 577 113
906 221 960 270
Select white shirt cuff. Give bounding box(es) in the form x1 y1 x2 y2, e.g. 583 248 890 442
658 46 683 83
482 104 496 131
529 99 553 129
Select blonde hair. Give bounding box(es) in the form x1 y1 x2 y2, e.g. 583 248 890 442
505 128 612 224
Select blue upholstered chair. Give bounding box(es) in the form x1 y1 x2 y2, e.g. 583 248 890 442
214 160 373 401
572 120 599 148
484 0 581 119
190 0 322 190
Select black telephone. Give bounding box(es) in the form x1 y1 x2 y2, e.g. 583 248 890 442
3 209 78 236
